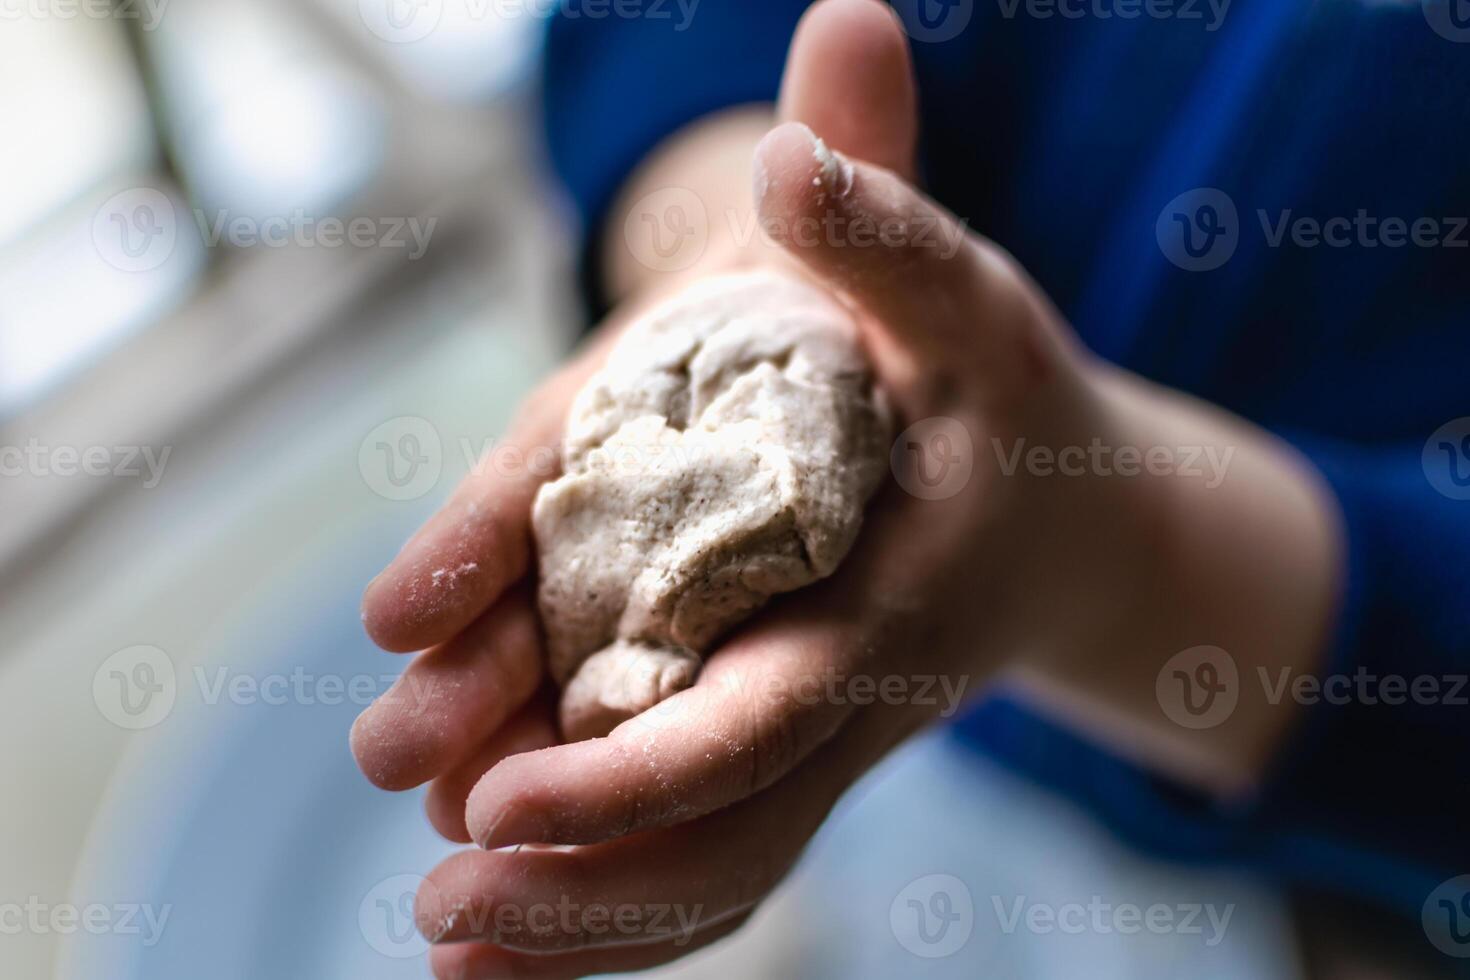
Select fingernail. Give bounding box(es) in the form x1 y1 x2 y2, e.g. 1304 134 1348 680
809 131 854 197
476 803 546 850
753 122 853 209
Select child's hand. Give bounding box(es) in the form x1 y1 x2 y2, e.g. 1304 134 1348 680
351 2 1338 974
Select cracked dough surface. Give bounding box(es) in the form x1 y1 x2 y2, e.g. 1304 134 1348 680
532 270 891 740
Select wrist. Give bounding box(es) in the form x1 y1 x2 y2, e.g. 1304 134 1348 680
1006 361 1344 792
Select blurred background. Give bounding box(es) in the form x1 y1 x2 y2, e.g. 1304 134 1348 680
0 2 1446 978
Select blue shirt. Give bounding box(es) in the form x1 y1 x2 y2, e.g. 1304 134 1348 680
540 0 1470 916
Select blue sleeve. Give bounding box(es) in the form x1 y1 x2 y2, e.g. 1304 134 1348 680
540 0 811 313
1245 433 1470 903
960 433 1470 911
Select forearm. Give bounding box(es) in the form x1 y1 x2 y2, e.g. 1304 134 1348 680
1010 362 1344 796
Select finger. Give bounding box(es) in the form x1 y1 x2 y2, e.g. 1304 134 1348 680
778 0 918 180
360 385 565 654
426 697 559 843
419 844 751 954
464 604 867 850
467 470 987 851
423 707 898 953
360 317 630 655
428 913 749 979
351 590 543 791
754 121 1063 407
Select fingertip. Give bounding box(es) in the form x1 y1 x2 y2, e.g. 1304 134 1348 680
463 763 500 847
753 122 851 224
429 943 484 980
415 872 453 944
464 769 514 849
465 751 558 849
425 782 475 844
793 0 912 82
418 850 519 946
361 502 532 654
360 562 476 654
780 0 918 178
349 707 422 791
428 702 560 845
359 582 417 653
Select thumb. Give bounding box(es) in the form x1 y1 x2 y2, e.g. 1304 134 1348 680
753 122 1059 407
778 0 918 181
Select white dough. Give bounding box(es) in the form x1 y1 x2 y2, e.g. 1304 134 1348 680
532 269 891 740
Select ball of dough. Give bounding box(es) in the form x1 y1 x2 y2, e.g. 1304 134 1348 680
532 269 891 741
